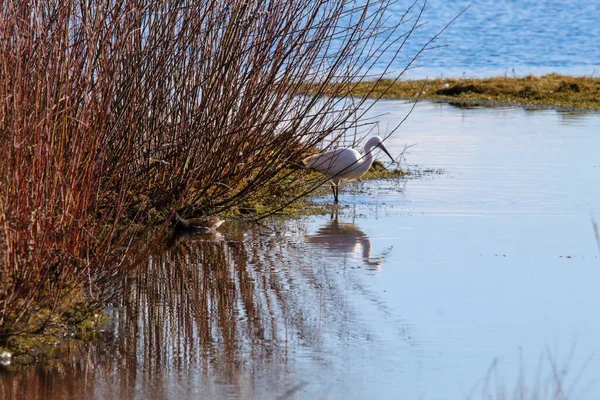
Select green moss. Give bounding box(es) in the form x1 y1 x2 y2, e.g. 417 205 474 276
361 160 408 180
0 288 106 359
251 162 408 217
216 162 408 218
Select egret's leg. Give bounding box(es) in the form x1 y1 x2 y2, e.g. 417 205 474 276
333 184 339 204
331 182 337 203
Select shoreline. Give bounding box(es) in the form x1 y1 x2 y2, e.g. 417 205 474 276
338 74 600 111
0 163 410 360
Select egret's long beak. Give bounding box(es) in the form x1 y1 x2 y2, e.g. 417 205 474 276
377 143 395 163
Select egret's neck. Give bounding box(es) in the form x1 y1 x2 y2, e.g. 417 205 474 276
360 144 376 168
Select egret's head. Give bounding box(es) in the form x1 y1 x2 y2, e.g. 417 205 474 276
366 136 394 162
365 136 384 148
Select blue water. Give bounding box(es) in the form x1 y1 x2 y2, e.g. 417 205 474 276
4 101 597 400
378 0 600 78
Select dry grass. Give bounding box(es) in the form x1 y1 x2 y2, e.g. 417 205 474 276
469 346 593 400
593 218 600 254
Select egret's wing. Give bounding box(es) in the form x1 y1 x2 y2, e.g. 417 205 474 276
304 148 360 177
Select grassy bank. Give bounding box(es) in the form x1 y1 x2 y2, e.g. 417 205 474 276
243 161 408 217
340 74 600 110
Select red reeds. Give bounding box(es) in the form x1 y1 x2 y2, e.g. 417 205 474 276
0 0 425 334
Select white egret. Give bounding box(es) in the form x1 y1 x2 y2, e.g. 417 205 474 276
303 136 394 204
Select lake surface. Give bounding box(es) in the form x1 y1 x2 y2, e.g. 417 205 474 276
2 100 599 399
377 0 600 78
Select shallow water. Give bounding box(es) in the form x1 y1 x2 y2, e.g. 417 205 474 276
1 101 600 399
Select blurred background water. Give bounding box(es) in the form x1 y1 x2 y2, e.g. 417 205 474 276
378 0 600 78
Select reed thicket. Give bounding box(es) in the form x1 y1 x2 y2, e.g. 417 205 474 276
0 0 423 336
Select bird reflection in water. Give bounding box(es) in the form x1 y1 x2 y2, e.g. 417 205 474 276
306 211 391 270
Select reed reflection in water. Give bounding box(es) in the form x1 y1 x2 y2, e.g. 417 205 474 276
1 220 409 399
